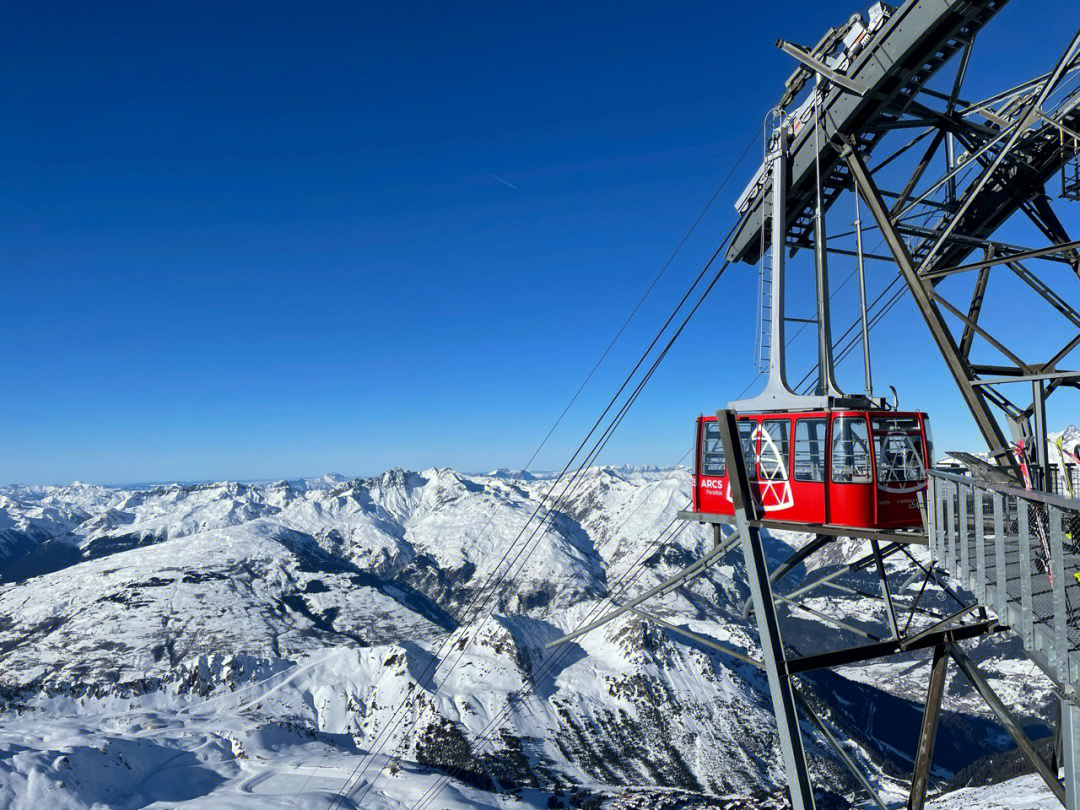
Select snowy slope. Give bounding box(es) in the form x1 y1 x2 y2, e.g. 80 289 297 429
0 466 1061 808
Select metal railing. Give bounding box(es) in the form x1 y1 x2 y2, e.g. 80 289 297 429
927 470 1080 686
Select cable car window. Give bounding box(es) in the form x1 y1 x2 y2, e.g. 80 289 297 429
701 422 725 476
872 418 926 485
832 417 872 483
870 416 921 434
759 420 790 481
794 418 827 482
738 419 757 479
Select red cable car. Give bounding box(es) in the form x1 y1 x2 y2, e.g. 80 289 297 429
696 115 935 531
692 409 932 530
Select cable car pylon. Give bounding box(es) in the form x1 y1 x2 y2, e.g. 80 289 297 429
553 1 1080 807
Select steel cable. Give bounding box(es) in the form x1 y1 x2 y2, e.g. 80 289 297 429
321 151 757 808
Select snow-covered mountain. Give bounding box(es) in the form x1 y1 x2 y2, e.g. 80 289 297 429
0 467 1058 808
1048 425 1080 472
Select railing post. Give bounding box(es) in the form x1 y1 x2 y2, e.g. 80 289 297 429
925 477 937 561
994 492 1007 620
939 477 948 564
1065 699 1080 810
975 487 986 603
1050 506 1068 682
946 481 957 576
937 479 946 561
1019 501 1035 650
959 482 969 587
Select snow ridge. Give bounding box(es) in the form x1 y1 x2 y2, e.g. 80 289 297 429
0 465 1058 808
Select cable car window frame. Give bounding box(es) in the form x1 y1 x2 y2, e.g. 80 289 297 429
793 417 828 482
738 419 757 480
831 416 873 484
758 419 791 481
923 415 935 468
871 416 926 491
700 421 726 477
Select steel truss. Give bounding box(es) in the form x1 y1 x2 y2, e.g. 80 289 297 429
550 416 1061 805
717 1 1080 805
731 0 1080 482
553 3 1080 805
694 413 1067 809
841 23 1080 475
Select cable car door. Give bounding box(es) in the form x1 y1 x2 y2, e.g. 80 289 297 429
827 413 876 528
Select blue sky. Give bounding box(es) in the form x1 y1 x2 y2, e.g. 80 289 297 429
3 0 1079 484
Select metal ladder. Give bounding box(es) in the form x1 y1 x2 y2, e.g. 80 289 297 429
1063 147 1080 201
755 248 773 372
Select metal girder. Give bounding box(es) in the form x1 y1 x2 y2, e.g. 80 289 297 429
901 605 980 650
930 291 1032 372
903 563 937 637
979 384 1026 422
946 37 973 116
627 607 763 669
792 690 888 810
1005 262 1080 329
776 592 884 642
1047 336 1080 372
1027 195 1080 273
972 370 1080 387
960 265 991 359
544 529 742 649
922 239 1080 280
949 645 1066 803
909 644 949 810
899 223 1077 262
785 620 1002 675
843 140 1017 475
870 538 901 640
718 409 815 810
743 533 836 619
892 129 946 217
824 247 896 263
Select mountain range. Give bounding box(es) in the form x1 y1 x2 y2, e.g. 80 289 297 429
0 465 1063 808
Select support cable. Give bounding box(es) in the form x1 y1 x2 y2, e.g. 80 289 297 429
315 128 762 808
405 517 697 810
401 246 747 810
334 220 739 810
329 220 741 809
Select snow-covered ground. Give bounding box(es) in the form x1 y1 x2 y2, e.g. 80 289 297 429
0 466 1063 808
928 774 1060 809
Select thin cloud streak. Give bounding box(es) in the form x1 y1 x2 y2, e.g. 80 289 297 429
485 172 518 190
